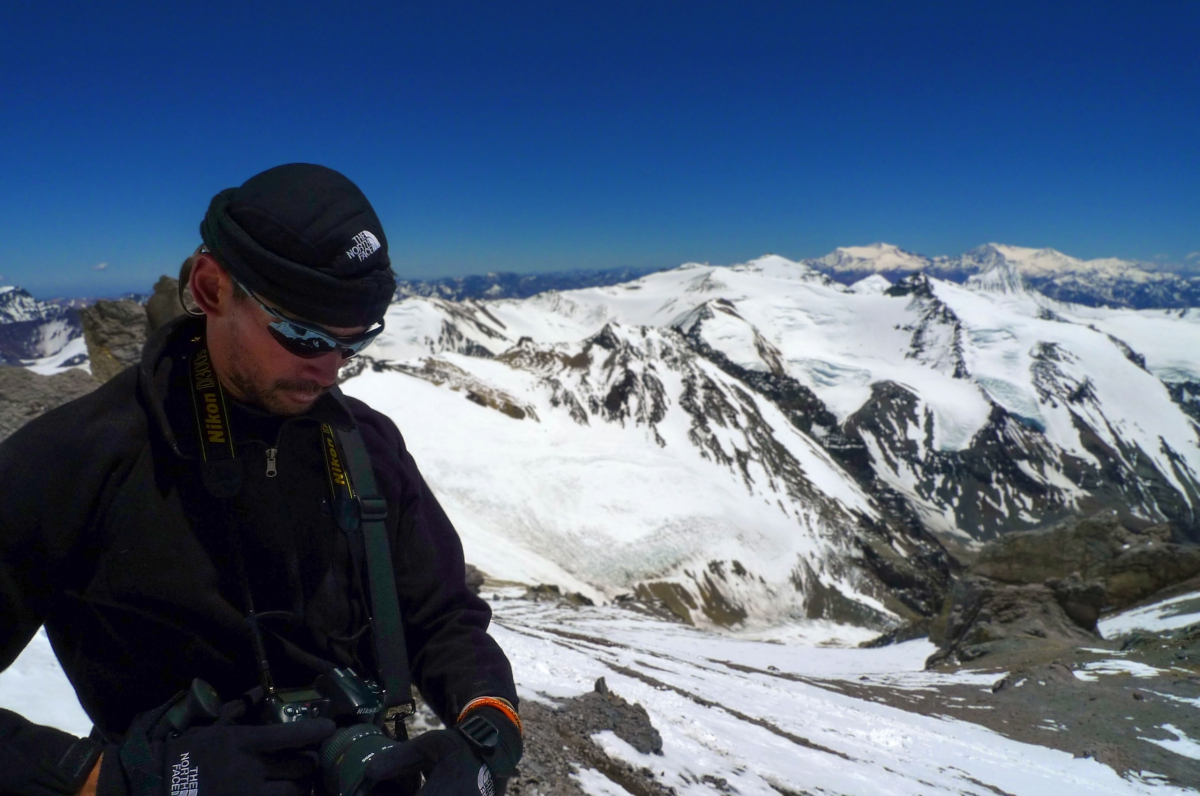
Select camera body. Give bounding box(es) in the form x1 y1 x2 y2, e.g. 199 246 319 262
264 668 406 796
264 668 385 726
164 670 402 796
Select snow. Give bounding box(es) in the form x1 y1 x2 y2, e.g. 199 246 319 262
1140 726 1200 763
343 338 879 622
812 243 933 275
0 628 92 736
1071 660 1170 682
493 601 1192 795
6 252 1200 791
847 273 894 294
574 764 636 795
22 334 89 375
1099 591 1200 638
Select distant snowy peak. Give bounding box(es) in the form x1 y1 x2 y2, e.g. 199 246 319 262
807 242 1145 281
964 258 1033 296
805 243 1200 309
0 286 83 366
809 243 934 275
960 243 1144 280
0 286 62 324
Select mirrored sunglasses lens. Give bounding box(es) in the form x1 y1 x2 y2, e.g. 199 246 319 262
268 324 337 358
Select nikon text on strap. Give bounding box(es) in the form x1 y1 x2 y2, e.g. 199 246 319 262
185 334 414 731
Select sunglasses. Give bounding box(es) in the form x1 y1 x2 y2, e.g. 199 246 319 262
235 280 384 359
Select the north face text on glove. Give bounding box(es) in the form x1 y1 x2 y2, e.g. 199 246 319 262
169 752 198 796
477 763 495 796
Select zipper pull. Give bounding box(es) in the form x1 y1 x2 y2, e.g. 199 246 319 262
265 447 278 478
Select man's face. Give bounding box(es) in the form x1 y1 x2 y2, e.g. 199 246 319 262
221 290 367 416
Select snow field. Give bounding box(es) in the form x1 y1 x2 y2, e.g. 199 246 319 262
344 349 875 623
492 600 1194 795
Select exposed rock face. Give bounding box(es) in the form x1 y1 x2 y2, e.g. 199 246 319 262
145 276 187 333
507 678 670 796
971 511 1200 609
464 563 485 595
926 510 1200 666
928 574 1105 666
80 299 147 383
0 366 98 442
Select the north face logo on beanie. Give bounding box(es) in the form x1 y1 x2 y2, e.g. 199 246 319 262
346 230 381 263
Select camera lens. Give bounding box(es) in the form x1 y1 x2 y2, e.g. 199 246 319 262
320 723 396 796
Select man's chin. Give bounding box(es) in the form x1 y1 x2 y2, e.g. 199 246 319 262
264 387 327 415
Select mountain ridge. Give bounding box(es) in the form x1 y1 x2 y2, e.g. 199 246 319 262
337 255 1200 629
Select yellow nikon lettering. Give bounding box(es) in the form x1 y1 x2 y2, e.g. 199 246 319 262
203 392 225 443
325 433 346 486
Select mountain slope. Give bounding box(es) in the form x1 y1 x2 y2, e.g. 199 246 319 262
0 287 82 365
341 255 1200 628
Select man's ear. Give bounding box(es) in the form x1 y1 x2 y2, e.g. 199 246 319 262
190 253 233 316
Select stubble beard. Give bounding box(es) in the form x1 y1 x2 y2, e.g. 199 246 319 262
225 347 328 416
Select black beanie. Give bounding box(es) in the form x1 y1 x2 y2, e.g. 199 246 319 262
200 163 396 327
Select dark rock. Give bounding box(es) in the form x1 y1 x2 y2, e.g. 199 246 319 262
859 617 931 648
80 299 147 383
885 273 935 299
927 575 1100 667
523 583 595 606
1046 573 1107 632
0 366 98 442
972 511 1200 609
145 275 187 333
464 563 485 595
505 681 671 796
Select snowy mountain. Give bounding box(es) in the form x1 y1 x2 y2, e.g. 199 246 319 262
806 243 1200 309
0 286 82 365
339 254 1200 631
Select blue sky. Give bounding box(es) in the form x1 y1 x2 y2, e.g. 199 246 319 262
1 1 1197 297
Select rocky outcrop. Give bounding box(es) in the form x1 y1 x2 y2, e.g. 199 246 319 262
926 511 1200 666
506 678 669 796
464 563 485 595
80 299 147 383
78 275 185 384
971 511 1200 609
927 574 1106 666
145 276 187 333
0 366 98 442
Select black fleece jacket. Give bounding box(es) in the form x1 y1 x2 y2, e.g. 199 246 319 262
0 317 516 792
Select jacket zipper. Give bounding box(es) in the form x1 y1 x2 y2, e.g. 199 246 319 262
265 447 278 477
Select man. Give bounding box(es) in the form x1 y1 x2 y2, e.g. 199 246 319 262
0 164 521 795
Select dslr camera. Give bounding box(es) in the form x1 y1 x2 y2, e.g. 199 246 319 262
265 667 411 796
168 670 409 796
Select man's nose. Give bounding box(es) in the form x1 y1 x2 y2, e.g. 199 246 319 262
303 351 348 386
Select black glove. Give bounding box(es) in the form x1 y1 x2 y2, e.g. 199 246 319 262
363 707 522 796
98 694 336 796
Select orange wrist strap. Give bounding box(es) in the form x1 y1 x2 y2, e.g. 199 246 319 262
457 696 522 737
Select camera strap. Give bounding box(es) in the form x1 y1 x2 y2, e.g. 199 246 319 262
326 417 417 730
185 333 414 730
